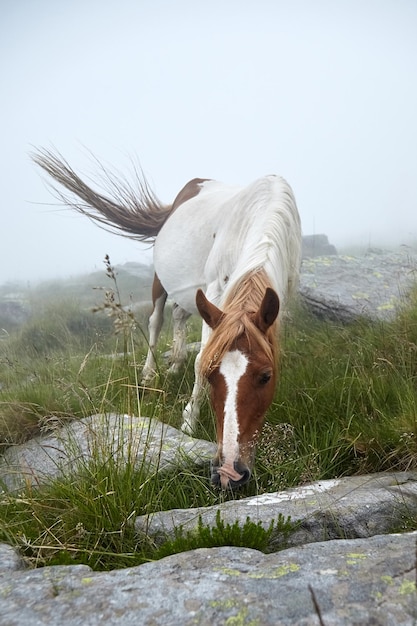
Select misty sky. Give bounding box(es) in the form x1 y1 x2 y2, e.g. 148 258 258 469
2 0 417 284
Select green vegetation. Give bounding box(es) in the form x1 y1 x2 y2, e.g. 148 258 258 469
153 510 295 560
0 464 295 570
1 257 417 569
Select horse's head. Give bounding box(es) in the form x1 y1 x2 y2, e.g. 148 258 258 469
196 287 279 489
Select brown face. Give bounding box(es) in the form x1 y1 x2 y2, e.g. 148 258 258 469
208 338 277 489
196 287 279 489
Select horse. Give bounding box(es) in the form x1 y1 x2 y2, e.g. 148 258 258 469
32 149 302 489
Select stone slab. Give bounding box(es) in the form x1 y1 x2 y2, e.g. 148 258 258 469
136 472 417 548
1 532 416 625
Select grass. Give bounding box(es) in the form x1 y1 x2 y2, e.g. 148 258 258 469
0 466 295 570
152 510 295 560
1 258 417 569
283 293 417 473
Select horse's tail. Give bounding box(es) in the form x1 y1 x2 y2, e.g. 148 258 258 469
31 148 172 242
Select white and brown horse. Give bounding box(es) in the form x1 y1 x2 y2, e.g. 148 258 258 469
33 150 302 488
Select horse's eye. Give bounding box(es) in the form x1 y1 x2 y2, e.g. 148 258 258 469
258 371 272 385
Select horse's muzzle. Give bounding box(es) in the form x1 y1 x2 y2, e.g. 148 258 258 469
210 460 251 489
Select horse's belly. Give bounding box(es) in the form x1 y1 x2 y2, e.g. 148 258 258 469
153 204 217 313
154 232 211 314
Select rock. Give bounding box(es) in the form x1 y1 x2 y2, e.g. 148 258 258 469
302 233 338 258
117 261 153 280
162 341 201 362
0 298 30 329
2 426 417 625
1 532 416 625
0 415 216 493
299 249 417 322
136 472 417 548
0 544 26 572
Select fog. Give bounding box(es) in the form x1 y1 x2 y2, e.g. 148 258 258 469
1 0 417 285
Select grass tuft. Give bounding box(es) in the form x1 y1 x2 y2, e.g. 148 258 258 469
153 510 295 560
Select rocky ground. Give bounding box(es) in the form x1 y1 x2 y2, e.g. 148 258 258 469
1 247 417 624
299 248 417 322
1 415 417 624
2 531 417 625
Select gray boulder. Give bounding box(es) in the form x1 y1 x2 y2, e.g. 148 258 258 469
302 233 338 258
1 532 416 625
2 421 417 623
0 298 30 330
300 249 417 322
0 544 26 572
136 472 417 548
0 414 216 493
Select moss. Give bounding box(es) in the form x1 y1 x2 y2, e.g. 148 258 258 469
381 575 394 585
225 607 259 626
247 563 300 579
346 553 368 566
399 580 416 595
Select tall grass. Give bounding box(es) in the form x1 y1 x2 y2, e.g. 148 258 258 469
264 289 417 486
0 265 416 570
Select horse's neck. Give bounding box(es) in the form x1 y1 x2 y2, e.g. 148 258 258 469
212 177 300 308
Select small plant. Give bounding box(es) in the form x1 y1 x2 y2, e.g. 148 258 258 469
91 255 138 355
152 509 295 560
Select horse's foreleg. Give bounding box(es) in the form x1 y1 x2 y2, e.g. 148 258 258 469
142 275 167 383
181 351 204 434
167 304 191 374
181 320 210 434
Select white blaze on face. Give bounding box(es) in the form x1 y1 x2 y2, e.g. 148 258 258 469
219 350 248 467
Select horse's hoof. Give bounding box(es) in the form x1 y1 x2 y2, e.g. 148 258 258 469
140 372 156 386
180 420 193 435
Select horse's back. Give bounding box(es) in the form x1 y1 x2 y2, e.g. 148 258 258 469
153 176 301 313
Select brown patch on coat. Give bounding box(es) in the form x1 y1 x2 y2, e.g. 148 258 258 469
171 178 211 211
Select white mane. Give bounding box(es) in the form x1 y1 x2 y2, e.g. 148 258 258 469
205 175 302 313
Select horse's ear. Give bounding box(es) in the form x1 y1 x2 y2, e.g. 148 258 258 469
255 288 279 333
196 289 224 329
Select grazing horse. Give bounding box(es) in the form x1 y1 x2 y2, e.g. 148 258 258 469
33 150 302 489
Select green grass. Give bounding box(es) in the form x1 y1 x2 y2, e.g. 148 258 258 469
277 293 417 476
152 510 295 560
1 263 417 570
0 467 295 570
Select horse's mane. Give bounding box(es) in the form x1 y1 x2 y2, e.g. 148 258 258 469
205 175 301 315
199 269 279 377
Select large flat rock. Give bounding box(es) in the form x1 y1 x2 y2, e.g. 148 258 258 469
299 250 417 321
1 532 416 625
136 472 417 548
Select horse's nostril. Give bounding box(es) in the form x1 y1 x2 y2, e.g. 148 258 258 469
237 467 251 487
230 465 251 488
